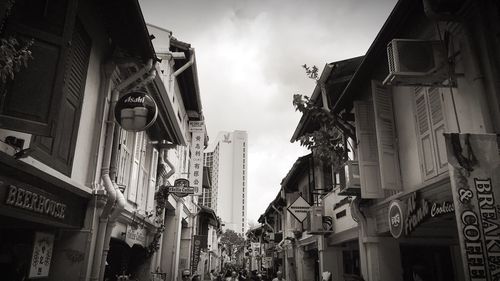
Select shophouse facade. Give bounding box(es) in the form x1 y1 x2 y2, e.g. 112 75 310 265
0 1 210 281
326 1 500 281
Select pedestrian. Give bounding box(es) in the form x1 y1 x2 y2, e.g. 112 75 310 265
271 271 285 281
192 273 201 281
181 269 191 281
226 271 239 281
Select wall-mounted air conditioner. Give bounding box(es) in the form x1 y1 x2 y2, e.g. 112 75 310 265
339 161 361 196
307 205 334 235
383 39 450 87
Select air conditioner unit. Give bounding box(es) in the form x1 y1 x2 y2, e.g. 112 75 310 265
339 161 361 196
307 206 333 235
383 39 450 87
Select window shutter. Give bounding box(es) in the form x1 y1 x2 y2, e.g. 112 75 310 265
128 132 142 202
428 87 448 174
414 87 437 180
372 80 401 191
146 148 159 213
30 19 90 176
0 0 79 136
354 101 384 199
137 133 149 207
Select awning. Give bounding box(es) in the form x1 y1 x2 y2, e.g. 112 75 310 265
199 206 219 227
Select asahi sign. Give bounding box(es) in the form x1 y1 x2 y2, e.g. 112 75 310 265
445 133 500 281
114 91 158 132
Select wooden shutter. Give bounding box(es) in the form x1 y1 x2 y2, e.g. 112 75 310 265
372 80 401 191
137 133 149 207
354 101 384 199
146 148 159 213
428 87 448 174
0 0 79 136
30 19 90 176
128 132 142 202
414 87 437 180
117 130 133 189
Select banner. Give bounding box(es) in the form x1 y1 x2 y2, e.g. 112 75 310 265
445 133 500 281
189 121 205 196
29 232 55 278
191 235 203 274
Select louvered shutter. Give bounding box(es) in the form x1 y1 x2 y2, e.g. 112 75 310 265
0 0 79 136
146 148 159 213
117 130 133 188
30 19 90 176
414 87 437 180
428 87 448 174
354 101 384 199
128 132 142 202
372 80 401 191
137 133 149 206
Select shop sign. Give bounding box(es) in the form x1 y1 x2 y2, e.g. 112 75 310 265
4 185 66 220
287 195 311 223
191 235 204 274
388 200 404 239
169 178 194 197
125 225 146 247
114 91 158 132
445 133 500 281
29 232 54 278
189 121 205 196
388 192 454 238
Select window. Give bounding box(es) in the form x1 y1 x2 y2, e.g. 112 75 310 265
414 87 447 180
0 0 84 139
29 18 91 176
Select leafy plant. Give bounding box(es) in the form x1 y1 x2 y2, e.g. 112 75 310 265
292 64 348 171
145 185 170 258
0 0 34 83
220 229 245 257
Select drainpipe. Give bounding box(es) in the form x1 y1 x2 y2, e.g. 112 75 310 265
90 59 154 281
172 48 195 78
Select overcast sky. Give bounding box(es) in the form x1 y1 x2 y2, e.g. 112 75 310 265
140 0 397 224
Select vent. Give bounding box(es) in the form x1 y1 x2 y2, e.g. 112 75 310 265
383 39 451 87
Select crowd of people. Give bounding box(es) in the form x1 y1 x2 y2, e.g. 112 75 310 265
181 268 285 281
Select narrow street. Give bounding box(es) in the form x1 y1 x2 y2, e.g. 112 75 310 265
0 1 500 281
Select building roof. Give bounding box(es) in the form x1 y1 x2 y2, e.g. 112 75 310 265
333 0 420 112
280 154 312 192
291 56 364 142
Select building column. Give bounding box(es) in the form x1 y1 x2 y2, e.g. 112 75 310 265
160 200 183 281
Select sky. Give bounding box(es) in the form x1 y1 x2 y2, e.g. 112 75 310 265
140 0 398 224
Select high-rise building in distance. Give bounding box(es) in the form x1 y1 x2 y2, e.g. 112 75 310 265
203 131 248 235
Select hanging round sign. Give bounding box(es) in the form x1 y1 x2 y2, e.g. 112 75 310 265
114 91 158 132
388 200 404 239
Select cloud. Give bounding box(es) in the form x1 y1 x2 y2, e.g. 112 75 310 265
140 0 397 222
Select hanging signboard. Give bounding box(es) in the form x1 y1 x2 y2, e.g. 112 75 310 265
287 195 311 223
114 91 158 132
445 133 500 281
125 225 146 247
168 178 194 197
189 121 205 196
29 232 55 278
